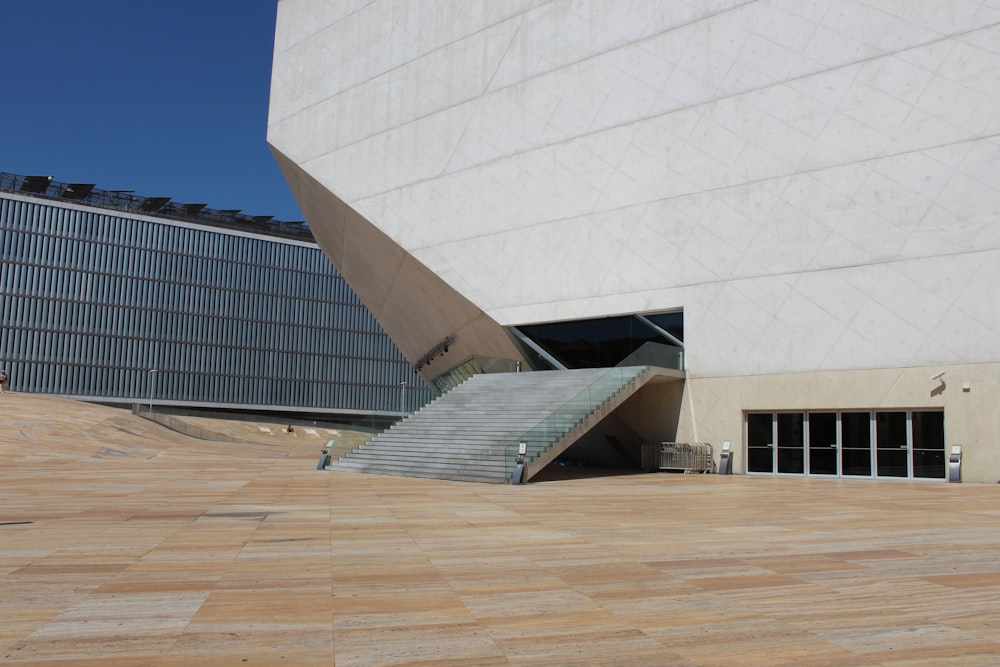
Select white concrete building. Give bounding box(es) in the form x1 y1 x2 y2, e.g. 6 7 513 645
268 1 1000 481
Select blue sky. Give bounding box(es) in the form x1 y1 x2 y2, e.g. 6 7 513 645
1 1 302 222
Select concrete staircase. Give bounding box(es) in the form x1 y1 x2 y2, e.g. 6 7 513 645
329 366 661 483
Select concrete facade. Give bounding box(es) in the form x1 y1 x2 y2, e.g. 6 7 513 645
269 1 1000 480
0 183 429 414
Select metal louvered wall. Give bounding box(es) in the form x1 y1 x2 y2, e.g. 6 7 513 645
0 193 429 413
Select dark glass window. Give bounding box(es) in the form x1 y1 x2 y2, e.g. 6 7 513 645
912 411 946 479
876 412 908 477
808 412 837 475
912 411 945 450
644 311 684 342
517 316 656 368
777 412 804 474
840 412 871 476
747 413 774 473
517 312 682 369
750 410 944 479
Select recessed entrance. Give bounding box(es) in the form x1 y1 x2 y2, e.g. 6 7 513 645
745 410 945 479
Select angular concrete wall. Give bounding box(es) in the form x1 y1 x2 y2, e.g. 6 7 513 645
269 146 524 378
269 0 1000 380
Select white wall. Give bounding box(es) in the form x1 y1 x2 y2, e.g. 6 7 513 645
270 0 1000 377
678 362 1000 484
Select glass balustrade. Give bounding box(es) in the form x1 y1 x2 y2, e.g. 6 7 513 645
505 366 649 480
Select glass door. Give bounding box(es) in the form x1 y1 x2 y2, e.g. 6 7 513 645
746 409 944 479
747 413 774 473
808 412 838 475
777 413 804 473
912 411 946 479
841 412 872 476
875 411 908 477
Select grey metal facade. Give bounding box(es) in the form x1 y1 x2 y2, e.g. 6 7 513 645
0 191 429 413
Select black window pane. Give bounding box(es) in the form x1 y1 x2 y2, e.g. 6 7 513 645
748 446 774 473
518 315 666 368
747 413 773 473
777 413 804 473
809 448 837 475
747 413 772 447
877 449 908 477
876 412 907 449
644 311 684 342
778 447 804 474
809 413 837 446
913 411 946 478
842 448 872 476
777 413 804 446
809 412 838 474
913 411 945 450
913 450 946 478
841 412 871 449
842 412 871 475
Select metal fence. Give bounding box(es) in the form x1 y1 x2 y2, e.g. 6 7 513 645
642 442 716 473
131 405 239 442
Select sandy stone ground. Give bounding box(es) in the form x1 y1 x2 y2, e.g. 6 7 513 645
2 392 1000 665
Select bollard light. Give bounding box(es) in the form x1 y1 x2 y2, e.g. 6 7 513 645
511 442 527 484
718 440 733 475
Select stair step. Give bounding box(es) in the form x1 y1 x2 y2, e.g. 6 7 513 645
338 453 506 467
331 463 505 484
330 367 654 484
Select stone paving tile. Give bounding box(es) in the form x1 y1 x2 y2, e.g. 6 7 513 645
4 393 1000 665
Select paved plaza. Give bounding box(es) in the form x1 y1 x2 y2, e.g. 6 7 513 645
2 394 1000 665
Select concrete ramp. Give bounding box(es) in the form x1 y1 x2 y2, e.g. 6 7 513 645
330 366 681 483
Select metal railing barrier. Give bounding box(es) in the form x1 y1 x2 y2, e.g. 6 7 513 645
642 441 716 473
